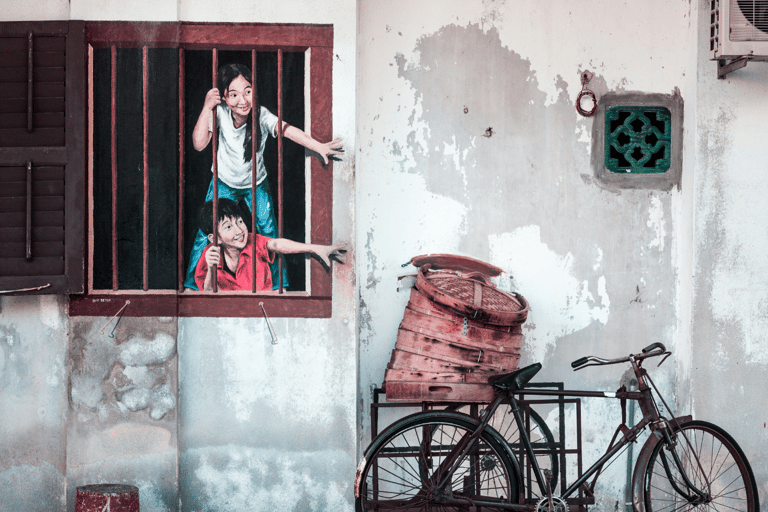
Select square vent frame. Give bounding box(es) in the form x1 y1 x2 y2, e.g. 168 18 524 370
590 92 683 192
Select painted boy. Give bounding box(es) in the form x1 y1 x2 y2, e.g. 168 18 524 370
195 198 346 291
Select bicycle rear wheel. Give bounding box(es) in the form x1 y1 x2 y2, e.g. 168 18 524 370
356 411 520 511
643 420 759 512
445 400 559 497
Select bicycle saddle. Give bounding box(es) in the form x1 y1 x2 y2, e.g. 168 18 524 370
488 362 542 391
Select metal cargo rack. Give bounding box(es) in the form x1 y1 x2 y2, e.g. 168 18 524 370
370 382 591 510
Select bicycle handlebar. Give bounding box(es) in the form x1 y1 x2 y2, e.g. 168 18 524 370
571 342 668 370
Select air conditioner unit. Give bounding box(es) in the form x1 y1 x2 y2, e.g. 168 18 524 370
710 0 768 75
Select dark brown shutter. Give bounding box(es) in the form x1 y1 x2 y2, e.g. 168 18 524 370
0 21 85 294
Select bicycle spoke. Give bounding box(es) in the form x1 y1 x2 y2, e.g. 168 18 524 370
707 498 751 512
382 448 423 485
711 473 745 500
371 468 421 495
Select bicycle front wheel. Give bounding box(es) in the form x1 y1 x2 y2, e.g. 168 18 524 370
356 411 520 511
643 420 759 512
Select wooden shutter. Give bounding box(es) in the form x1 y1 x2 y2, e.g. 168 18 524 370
0 21 85 294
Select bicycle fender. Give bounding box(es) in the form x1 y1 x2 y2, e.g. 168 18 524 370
630 415 692 512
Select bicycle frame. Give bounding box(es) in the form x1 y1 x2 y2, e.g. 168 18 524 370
417 347 711 511
505 385 653 503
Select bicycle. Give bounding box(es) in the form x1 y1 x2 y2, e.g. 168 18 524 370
355 343 759 512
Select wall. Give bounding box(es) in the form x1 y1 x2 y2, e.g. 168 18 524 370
0 0 357 511
356 1 704 510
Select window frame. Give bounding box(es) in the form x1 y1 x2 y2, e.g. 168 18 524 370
68 21 335 318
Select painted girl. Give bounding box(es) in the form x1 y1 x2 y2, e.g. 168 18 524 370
184 63 343 290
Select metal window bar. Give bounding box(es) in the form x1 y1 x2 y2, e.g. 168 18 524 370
142 46 149 291
251 50 258 293
211 48 219 293
110 45 118 291
277 49 284 294
178 48 186 292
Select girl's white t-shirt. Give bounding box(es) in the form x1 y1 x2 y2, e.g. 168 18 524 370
209 104 279 189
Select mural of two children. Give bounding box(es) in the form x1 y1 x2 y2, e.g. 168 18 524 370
184 63 346 291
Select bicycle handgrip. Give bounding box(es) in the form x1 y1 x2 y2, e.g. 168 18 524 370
642 342 666 354
571 357 589 369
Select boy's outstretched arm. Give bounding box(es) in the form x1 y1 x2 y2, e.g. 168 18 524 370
282 123 343 165
266 238 347 268
192 88 221 151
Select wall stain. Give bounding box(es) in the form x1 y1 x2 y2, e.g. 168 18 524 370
69 319 177 422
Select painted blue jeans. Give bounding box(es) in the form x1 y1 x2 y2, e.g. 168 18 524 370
183 178 289 290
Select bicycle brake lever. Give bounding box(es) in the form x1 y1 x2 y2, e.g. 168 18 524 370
657 352 671 367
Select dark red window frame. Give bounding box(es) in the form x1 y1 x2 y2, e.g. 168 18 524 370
68 22 334 318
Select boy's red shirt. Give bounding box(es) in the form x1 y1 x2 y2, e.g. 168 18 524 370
195 233 275 291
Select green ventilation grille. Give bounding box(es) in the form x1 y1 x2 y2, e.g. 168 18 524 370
605 106 671 174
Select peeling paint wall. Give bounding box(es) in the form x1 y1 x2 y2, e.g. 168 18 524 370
357 1 699 509
0 296 68 512
178 317 355 511
67 316 178 511
692 0 768 499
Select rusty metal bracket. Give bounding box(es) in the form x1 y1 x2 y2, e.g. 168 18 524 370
717 56 750 79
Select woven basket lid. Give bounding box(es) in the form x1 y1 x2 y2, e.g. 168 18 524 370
409 253 504 276
415 264 529 326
